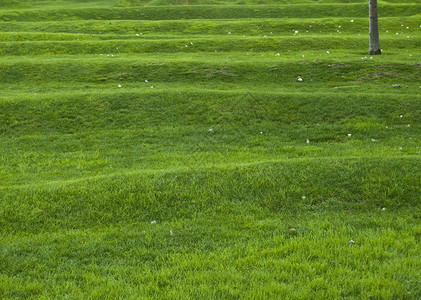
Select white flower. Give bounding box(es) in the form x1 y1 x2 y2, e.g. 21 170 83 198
208 128 213 132
371 138 376 142
151 220 157 224
228 32 231 35
350 20 354 22
118 84 122 88
400 114 404 118
294 30 299 34
306 139 310 144
298 77 303 82
302 196 306 199
326 51 330 54
151 86 154 88
347 134 352 137
145 79 148 83
382 207 386 211
170 231 174 236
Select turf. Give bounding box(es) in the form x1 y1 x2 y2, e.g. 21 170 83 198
0 0 420 298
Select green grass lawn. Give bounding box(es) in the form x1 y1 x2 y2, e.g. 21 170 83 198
0 0 420 298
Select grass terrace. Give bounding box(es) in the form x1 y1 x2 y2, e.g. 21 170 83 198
0 0 420 298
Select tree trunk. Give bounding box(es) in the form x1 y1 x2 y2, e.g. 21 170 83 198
369 0 381 55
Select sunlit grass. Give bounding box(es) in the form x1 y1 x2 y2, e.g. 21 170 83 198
0 0 420 298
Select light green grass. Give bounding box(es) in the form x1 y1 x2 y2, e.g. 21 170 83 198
0 0 420 298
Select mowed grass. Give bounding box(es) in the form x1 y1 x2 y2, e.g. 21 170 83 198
0 0 420 298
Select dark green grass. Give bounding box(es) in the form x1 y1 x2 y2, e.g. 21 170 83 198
1 3 420 22
1 210 420 299
0 17 419 35
1 87 419 185
1 157 420 297
2 156 420 232
0 0 420 298
1 36 421 57
0 55 420 86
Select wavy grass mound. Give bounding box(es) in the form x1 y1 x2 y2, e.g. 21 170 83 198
0 0 420 298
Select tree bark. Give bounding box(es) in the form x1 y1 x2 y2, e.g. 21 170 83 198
369 0 381 55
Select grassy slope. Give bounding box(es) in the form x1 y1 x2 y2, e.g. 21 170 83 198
0 0 420 298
